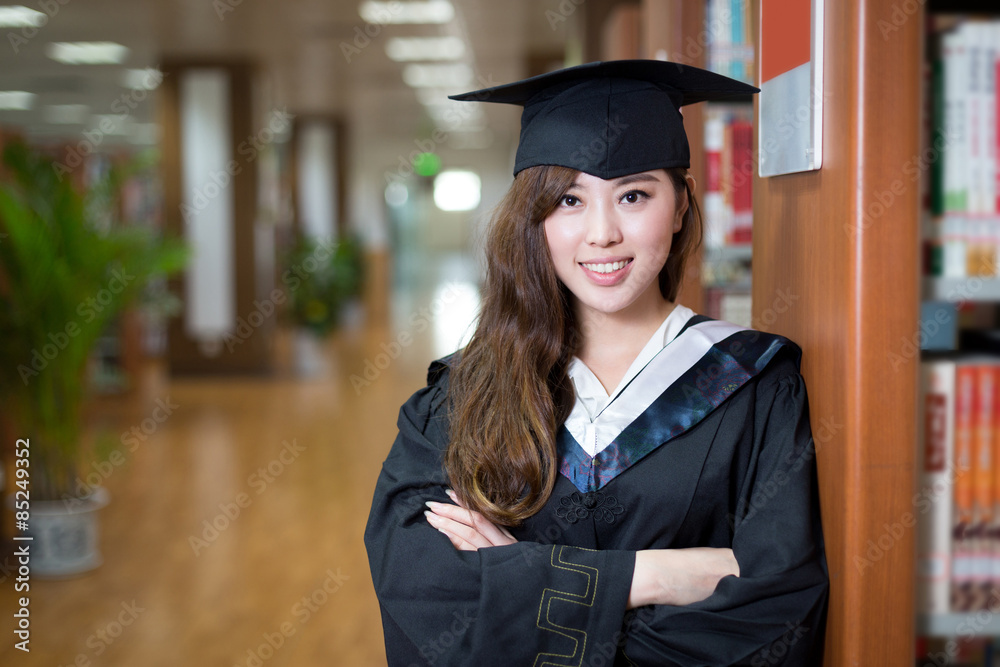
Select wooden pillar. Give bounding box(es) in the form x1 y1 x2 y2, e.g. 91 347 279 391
751 0 922 663
160 61 276 375
582 0 633 62
641 0 707 314
600 4 642 60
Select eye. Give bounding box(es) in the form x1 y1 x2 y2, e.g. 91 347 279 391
620 190 649 204
560 194 581 207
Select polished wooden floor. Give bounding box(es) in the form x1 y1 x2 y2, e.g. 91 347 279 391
0 289 465 665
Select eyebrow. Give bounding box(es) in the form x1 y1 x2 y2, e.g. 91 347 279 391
613 173 662 186
566 173 663 191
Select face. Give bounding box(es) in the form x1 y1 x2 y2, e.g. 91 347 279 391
543 169 688 321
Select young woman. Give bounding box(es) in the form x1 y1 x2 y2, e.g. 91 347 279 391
365 60 828 666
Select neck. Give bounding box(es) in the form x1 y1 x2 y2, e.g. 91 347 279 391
574 293 677 362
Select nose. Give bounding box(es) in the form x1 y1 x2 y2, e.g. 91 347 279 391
583 199 623 247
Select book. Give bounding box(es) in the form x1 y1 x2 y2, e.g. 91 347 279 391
918 358 957 614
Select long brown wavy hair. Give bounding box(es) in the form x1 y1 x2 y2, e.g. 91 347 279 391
445 165 702 526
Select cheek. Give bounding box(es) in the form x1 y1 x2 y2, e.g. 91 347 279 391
543 218 576 264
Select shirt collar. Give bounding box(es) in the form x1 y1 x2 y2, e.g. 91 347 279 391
567 303 696 422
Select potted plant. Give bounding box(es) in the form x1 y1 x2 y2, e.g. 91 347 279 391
0 140 187 576
283 234 364 377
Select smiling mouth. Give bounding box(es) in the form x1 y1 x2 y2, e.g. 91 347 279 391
579 259 633 274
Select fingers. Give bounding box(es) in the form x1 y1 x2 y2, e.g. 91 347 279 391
424 507 492 549
424 495 518 549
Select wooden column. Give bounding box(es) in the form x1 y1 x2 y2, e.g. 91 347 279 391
160 61 275 375
641 0 707 314
751 0 922 663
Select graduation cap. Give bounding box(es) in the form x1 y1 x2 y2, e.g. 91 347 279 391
449 60 759 180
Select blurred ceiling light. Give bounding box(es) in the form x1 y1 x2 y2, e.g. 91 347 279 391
0 5 45 27
384 181 408 207
386 36 465 62
128 123 160 145
122 68 163 90
359 1 454 25
0 91 35 110
403 63 472 88
448 130 494 150
47 41 130 65
433 169 481 212
91 114 132 135
43 104 89 124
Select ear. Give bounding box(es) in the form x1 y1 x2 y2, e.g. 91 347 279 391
674 175 695 233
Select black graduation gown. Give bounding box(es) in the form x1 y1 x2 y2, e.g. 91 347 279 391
364 322 829 666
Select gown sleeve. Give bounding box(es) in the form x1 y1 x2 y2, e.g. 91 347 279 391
617 361 829 666
364 361 638 667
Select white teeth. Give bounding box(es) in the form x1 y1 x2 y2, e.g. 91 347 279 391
582 260 629 274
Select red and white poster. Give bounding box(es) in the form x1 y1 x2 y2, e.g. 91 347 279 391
758 0 824 176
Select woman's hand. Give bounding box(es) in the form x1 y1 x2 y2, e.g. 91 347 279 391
628 547 740 609
424 490 518 551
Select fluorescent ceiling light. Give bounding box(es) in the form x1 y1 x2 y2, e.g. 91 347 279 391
0 5 45 27
386 36 465 61
448 130 494 150
359 1 453 24
128 123 160 145
402 63 472 88
47 41 130 65
43 104 89 124
91 114 132 135
434 170 481 212
0 91 35 110
122 68 162 90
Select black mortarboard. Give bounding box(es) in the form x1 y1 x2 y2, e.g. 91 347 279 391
449 60 759 179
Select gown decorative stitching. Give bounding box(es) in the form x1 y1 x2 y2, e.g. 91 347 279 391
533 546 598 667
556 491 624 524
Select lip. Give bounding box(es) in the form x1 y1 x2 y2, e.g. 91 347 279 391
578 257 634 286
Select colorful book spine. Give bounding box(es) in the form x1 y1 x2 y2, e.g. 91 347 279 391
972 361 996 608
704 115 726 247
953 363 977 611
919 359 956 614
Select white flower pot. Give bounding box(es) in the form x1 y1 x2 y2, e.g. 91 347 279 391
9 487 110 578
293 328 329 378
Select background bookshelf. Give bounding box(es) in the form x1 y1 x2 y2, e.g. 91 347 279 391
917 10 1000 663
700 0 756 326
